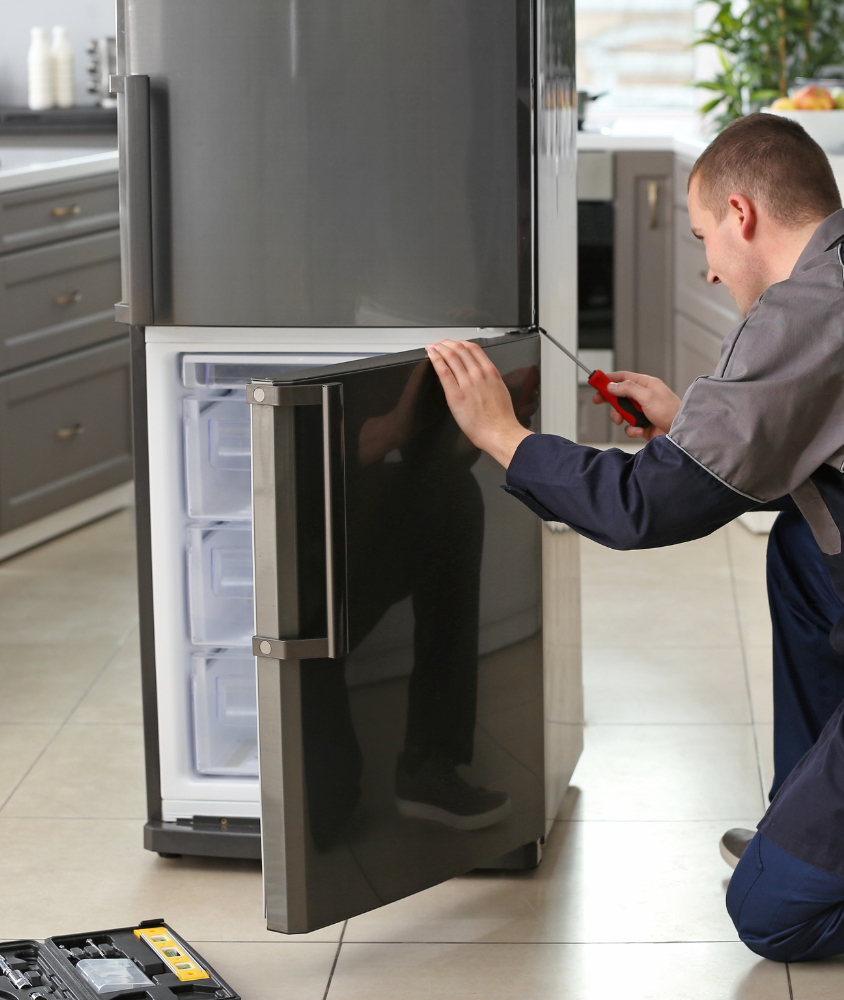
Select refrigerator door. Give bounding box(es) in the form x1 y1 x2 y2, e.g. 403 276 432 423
250 333 544 933
118 0 532 328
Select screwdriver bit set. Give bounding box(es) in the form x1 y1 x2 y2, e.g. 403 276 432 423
0 921 238 1000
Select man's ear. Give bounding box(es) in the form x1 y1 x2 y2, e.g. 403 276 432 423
727 192 757 241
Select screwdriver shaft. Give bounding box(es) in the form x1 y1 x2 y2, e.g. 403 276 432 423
537 327 594 376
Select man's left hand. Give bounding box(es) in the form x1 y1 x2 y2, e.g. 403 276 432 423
425 339 532 468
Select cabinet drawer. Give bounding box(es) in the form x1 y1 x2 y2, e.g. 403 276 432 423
0 230 121 372
674 208 742 336
0 175 119 253
674 311 725 397
0 337 132 533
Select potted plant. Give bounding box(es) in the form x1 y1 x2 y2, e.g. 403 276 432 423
695 0 844 128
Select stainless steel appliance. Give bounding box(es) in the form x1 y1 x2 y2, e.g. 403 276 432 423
117 0 582 934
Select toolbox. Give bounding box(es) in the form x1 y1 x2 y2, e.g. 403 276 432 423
0 920 239 1000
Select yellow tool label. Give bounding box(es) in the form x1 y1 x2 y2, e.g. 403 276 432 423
133 928 210 982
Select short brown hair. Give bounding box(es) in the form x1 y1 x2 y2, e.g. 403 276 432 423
689 112 842 227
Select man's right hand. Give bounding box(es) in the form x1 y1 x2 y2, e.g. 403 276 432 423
594 371 681 440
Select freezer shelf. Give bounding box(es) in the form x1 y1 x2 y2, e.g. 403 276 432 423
184 397 252 520
187 524 254 647
192 650 258 776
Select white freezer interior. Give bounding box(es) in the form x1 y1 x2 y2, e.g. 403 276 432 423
146 329 434 821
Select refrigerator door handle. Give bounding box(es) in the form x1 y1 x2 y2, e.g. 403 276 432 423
113 73 154 326
249 381 348 660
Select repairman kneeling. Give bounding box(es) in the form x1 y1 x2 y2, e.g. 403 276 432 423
427 112 844 964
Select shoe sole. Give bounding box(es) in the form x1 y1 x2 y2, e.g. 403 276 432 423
719 838 741 870
396 796 512 831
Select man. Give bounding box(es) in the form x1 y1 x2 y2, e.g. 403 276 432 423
425 112 844 962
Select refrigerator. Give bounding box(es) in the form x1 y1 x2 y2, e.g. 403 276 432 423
117 0 583 933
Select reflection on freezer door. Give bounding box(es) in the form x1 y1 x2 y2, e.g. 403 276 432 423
187 524 254 646
192 650 259 776
249 333 545 934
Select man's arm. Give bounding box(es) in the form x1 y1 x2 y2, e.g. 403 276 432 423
425 339 756 550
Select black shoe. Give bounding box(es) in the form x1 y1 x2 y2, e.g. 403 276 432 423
719 828 755 869
396 753 512 831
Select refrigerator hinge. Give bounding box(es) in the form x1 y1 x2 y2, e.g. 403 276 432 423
247 383 323 406
253 636 329 661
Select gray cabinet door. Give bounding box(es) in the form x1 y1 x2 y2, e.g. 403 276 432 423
0 176 119 254
0 337 132 532
120 0 533 328
0 230 122 373
614 151 674 386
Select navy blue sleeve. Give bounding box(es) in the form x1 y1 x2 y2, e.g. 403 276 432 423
504 432 757 550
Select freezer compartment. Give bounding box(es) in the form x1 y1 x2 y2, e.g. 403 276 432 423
184 396 252 520
187 523 254 647
192 650 258 776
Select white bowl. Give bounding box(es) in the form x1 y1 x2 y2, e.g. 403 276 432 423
763 106 844 153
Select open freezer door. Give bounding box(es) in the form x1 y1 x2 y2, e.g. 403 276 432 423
248 332 545 933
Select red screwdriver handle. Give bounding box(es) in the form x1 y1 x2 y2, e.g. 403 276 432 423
588 370 651 429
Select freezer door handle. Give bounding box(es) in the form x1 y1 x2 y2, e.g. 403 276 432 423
249 381 348 660
114 73 154 325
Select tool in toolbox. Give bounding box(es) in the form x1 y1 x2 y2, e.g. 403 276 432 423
0 953 30 991
536 326 651 429
134 927 209 982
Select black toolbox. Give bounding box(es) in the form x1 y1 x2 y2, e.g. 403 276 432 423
0 920 238 1000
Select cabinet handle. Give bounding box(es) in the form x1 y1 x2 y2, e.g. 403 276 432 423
647 180 659 229
56 423 84 440
54 291 82 307
52 204 81 218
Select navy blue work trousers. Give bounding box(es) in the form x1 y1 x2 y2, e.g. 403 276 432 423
728 509 844 961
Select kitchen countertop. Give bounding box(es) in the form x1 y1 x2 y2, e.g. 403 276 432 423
0 140 117 194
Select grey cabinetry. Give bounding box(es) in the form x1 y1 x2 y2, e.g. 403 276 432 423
0 338 132 532
673 156 741 396
0 172 129 545
614 151 674 384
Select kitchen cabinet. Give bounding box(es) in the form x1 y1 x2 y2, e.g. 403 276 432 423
0 165 130 558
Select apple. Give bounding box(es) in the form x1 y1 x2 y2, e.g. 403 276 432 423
771 96 797 109
793 85 835 110
833 88 844 109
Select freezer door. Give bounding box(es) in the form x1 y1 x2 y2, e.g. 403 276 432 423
118 0 532 328
250 333 544 933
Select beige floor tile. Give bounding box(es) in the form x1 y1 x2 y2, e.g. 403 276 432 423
580 531 732 588
0 817 343 942
1 510 137 577
726 521 769 587
584 646 751 724
755 723 775 802
0 569 138 644
194 942 338 1000
0 643 113 724
0 724 56 803
581 581 741 647
789 955 844 998
329 941 787 1000
344 818 755 944
69 627 142 725
568 724 765 820
746 646 774 724
1 724 146 818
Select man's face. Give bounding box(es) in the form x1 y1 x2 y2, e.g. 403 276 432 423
687 177 766 316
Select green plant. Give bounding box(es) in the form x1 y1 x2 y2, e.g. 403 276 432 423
695 0 844 128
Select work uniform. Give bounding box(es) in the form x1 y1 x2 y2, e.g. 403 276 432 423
504 209 844 961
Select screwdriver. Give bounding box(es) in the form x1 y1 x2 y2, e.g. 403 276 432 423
536 326 651 429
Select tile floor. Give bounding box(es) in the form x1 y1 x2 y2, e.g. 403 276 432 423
2 509 843 997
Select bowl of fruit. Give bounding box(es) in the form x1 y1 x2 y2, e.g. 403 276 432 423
763 85 844 152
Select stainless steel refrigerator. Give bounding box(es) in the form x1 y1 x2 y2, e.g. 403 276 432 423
117 0 582 933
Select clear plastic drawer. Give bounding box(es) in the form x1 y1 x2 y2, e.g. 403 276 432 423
192 650 258 776
184 397 252 520
181 353 373 390
187 524 254 647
